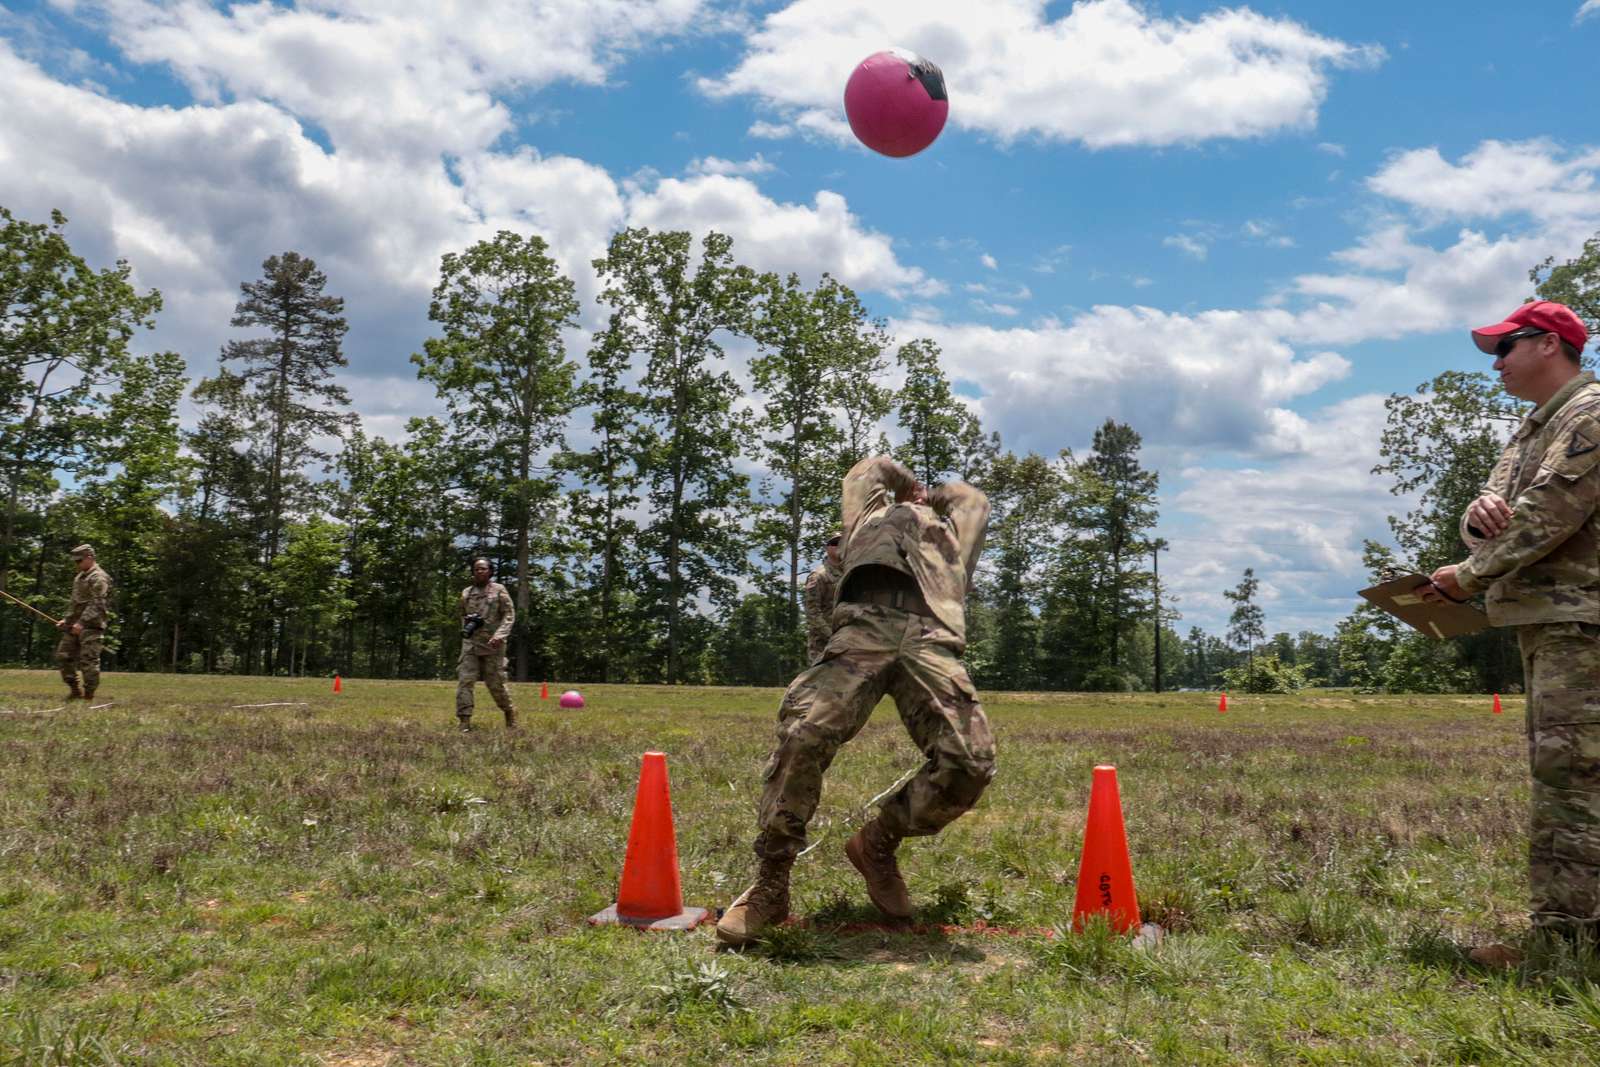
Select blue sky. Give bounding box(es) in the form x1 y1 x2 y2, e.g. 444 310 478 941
6 0 1600 637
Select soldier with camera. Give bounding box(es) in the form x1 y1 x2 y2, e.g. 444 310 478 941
457 557 517 731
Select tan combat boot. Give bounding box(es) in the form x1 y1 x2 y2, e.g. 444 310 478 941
1468 942 1523 969
846 819 912 920
715 857 793 947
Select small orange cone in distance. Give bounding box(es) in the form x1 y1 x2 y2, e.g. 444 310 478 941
588 752 709 931
1072 765 1141 934
1493 693 1502 715
333 674 342 693
541 681 549 700
1218 692 1227 713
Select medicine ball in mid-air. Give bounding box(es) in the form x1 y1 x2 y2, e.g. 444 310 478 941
843 48 948 158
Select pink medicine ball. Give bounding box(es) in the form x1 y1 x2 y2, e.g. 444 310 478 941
843 48 949 158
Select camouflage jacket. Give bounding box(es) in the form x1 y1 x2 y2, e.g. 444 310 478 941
837 456 990 644
65 564 111 630
803 557 842 663
1457 372 1600 625
459 580 515 651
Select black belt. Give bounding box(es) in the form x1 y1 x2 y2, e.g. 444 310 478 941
841 566 934 616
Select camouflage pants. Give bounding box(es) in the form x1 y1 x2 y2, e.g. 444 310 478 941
55 628 104 695
1517 622 1600 934
456 644 515 721
754 601 997 862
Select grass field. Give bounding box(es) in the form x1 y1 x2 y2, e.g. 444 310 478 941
2 670 1598 1065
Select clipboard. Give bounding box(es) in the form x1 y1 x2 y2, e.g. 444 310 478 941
1357 573 1489 639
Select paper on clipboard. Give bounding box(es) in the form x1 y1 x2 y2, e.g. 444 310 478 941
1357 573 1489 639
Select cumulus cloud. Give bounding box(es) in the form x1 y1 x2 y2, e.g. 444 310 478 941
686 154 778 177
1368 140 1600 225
699 0 1382 149
626 176 940 297
0 30 936 384
1162 394 1402 634
1579 0 1600 22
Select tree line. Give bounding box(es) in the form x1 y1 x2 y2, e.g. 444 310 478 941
7 203 1583 692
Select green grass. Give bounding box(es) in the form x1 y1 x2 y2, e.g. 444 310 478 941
0 672 1592 1065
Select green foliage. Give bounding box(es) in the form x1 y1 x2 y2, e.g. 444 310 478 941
1220 653 1307 694
414 230 580 681
593 228 755 683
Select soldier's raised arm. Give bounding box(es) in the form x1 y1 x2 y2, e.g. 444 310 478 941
841 456 920 539
1458 410 1600 594
930 481 991 589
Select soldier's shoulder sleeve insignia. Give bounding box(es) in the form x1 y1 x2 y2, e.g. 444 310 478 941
1570 427 1600 458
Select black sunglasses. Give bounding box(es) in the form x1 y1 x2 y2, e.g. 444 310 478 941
1494 328 1548 358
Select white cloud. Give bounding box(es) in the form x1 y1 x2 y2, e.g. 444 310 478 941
1578 0 1600 22
1164 234 1209 260
76 0 709 159
1368 140 1600 224
626 175 940 297
686 154 778 177
1316 141 1346 157
699 0 1382 149
0 33 938 414
980 253 998 270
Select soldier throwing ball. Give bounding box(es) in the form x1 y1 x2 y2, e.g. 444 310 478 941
1424 300 1600 963
457 557 517 732
56 544 110 702
718 455 995 947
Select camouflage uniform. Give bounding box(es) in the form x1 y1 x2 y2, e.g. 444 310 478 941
1457 371 1600 936
802 556 842 664
754 456 995 863
55 547 110 699
457 579 517 727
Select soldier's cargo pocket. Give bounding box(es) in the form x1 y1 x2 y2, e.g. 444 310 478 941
1532 688 1600 790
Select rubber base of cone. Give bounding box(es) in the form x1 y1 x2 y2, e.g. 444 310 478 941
587 904 710 931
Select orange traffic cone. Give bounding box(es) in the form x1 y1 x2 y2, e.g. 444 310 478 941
1218 692 1227 713
541 681 549 700
1071 765 1141 934
1493 693 1502 715
588 752 709 931
333 674 342 693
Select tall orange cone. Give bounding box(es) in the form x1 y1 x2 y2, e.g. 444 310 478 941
333 674 342 693
541 681 549 700
1218 691 1227 713
1493 693 1502 715
1071 765 1141 934
588 752 709 931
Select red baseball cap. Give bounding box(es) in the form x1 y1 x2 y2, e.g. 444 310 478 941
1471 300 1587 355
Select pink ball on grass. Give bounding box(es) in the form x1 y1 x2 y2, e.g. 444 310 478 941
558 690 584 709
843 48 949 158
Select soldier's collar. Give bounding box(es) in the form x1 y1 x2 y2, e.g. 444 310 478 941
1528 371 1597 428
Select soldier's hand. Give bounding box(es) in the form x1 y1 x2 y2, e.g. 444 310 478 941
1420 565 1466 603
55 620 66 631
1467 493 1514 538
488 636 504 650
70 622 83 636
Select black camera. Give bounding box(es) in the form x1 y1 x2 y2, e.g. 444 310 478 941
462 613 486 639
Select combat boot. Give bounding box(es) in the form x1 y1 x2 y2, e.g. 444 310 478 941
81 688 96 704
1468 942 1522 969
715 857 793 947
846 819 912 920
503 706 518 729
65 686 82 701
457 717 474 733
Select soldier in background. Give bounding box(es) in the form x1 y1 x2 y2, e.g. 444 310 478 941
718 455 995 947
1424 300 1600 965
457 557 517 731
56 544 111 702
802 533 843 665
